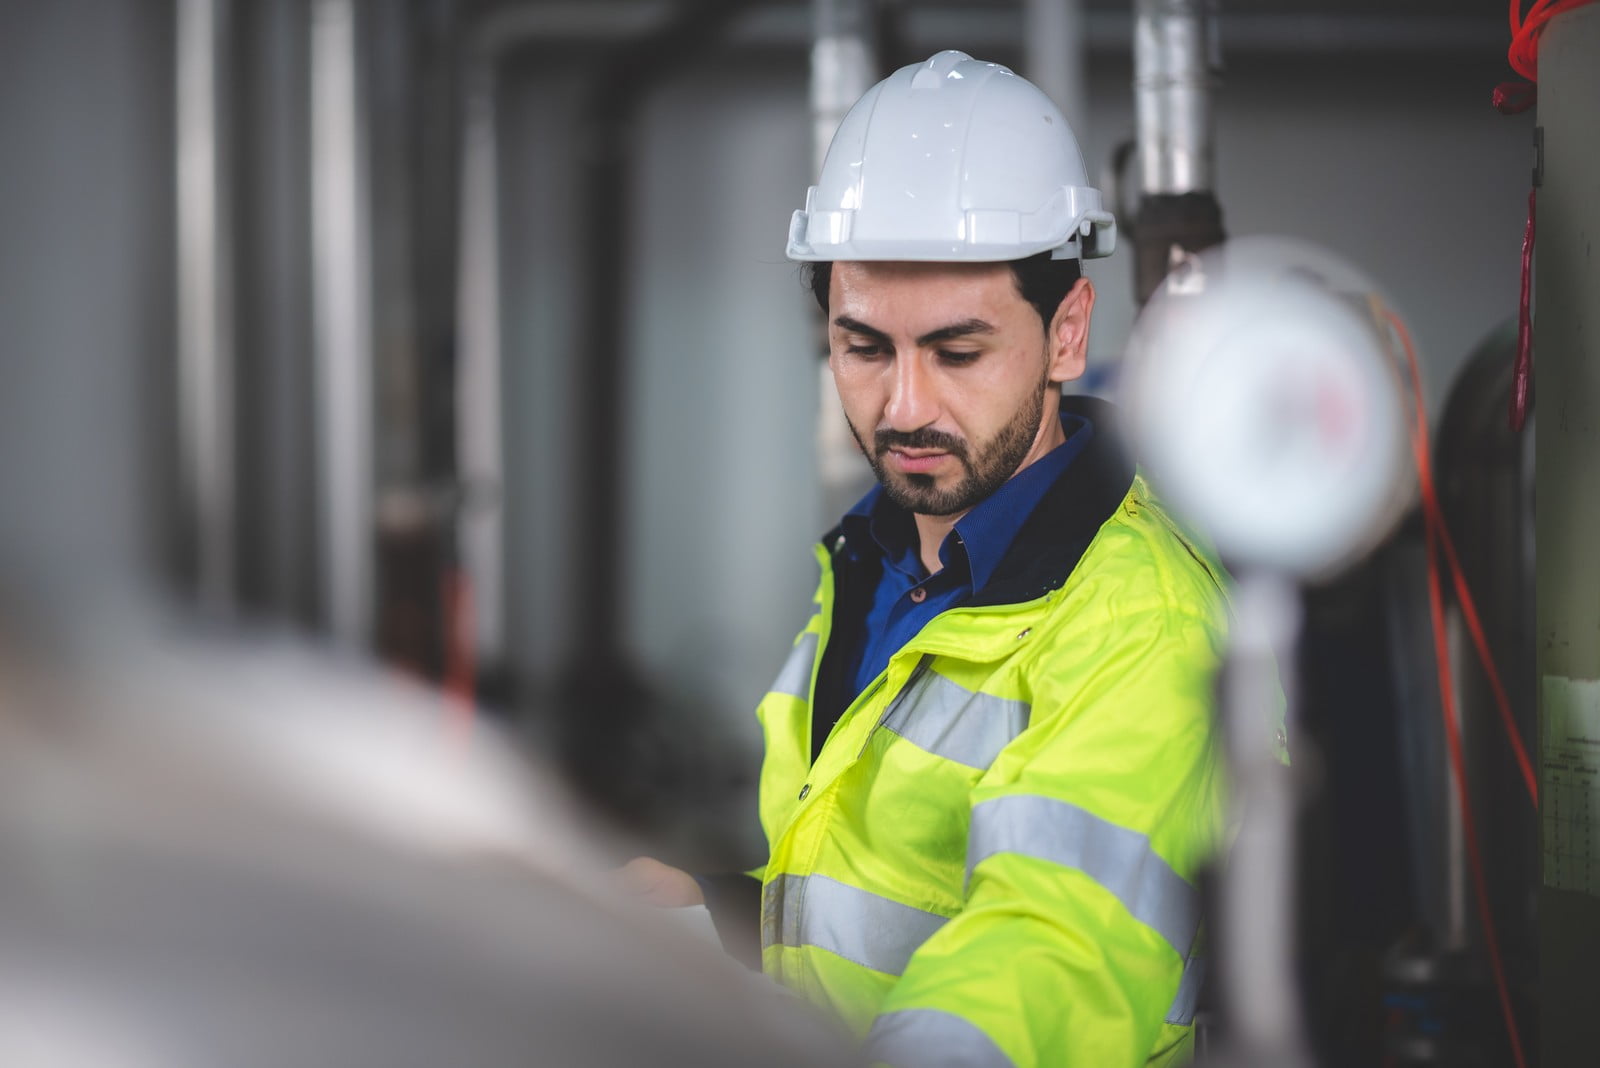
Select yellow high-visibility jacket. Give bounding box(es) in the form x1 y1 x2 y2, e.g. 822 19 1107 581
753 410 1233 1068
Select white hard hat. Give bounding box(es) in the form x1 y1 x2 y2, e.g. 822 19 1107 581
786 50 1116 263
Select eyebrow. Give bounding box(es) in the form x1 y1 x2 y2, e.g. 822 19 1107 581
833 315 997 348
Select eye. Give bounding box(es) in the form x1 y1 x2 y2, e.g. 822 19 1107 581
937 349 982 366
844 342 885 358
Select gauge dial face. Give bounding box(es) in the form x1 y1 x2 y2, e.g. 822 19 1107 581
1122 237 1410 577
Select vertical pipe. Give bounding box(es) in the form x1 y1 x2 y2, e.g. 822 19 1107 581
176 0 236 611
1130 0 1223 304
811 0 878 528
1023 0 1088 144
1220 574 1314 1067
809 0 876 175
240 0 318 625
310 0 374 648
1133 0 1216 195
456 65 505 666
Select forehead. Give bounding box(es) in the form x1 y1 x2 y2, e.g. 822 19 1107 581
829 261 1026 329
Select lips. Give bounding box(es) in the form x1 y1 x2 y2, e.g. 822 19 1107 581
886 449 950 474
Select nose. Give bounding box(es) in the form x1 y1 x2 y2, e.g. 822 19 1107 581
884 352 939 432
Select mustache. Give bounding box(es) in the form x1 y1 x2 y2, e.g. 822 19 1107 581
873 427 968 459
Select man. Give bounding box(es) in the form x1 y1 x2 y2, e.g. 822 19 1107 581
628 51 1230 1067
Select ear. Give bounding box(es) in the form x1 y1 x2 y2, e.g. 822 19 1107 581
1045 277 1095 385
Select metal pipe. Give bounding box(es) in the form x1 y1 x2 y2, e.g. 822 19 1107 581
176 0 236 612
1134 0 1217 195
810 0 877 174
1130 0 1224 305
1218 574 1314 1067
454 66 505 667
310 0 374 648
810 0 879 529
1023 0 1089 144
453 1 684 682
569 0 753 664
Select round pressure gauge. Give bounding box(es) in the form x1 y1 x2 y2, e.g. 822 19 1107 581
1120 237 1412 578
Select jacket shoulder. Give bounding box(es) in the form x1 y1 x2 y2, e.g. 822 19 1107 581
1065 474 1230 626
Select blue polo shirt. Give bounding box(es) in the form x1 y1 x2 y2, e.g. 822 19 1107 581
838 411 1094 703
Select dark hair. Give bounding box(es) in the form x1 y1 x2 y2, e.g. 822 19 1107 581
802 251 1083 332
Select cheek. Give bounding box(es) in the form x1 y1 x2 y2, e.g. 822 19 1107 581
948 368 1038 438
830 363 883 413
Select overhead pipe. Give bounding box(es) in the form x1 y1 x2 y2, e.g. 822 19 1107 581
1131 0 1225 304
454 0 710 694
456 0 758 818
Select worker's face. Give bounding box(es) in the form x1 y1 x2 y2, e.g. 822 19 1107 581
827 260 1094 517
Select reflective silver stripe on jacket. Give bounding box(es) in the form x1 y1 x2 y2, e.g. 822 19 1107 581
1166 949 1205 1024
882 669 1030 770
866 1009 1016 1068
770 630 819 699
762 873 948 976
966 794 1201 957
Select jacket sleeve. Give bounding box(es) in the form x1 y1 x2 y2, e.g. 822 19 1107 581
863 598 1228 1068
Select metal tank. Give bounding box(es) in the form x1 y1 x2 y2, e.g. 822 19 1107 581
1378 321 1537 1065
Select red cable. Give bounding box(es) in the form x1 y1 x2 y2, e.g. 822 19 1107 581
1422 520 1527 1068
1508 0 1596 81
1383 310 1538 807
1509 189 1536 432
1432 514 1538 806
1385 307 1529 1068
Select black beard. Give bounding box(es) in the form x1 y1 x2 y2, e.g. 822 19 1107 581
846 385 1048 517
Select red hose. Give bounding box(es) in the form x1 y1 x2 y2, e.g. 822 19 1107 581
1509 189 1536 432
1508 0 1597 81
1385 308 1529 1068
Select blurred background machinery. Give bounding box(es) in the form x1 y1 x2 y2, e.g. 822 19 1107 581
4 0 1596 1064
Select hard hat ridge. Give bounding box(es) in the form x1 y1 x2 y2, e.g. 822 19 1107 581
787 50 1116 263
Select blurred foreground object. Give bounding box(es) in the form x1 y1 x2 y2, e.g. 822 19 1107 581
1123 236 1412 580
1123 237 1414 1067
0 625 855 1068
